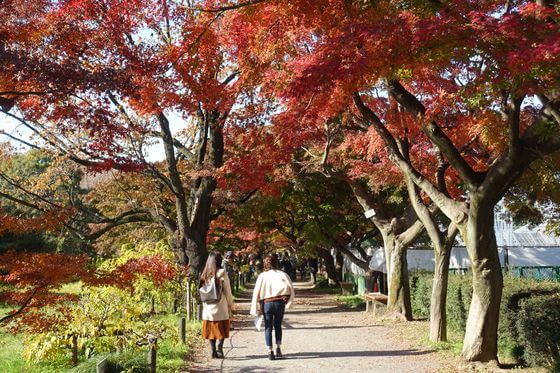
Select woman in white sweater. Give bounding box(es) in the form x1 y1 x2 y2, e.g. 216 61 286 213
200 252 234 359
250 254 294 360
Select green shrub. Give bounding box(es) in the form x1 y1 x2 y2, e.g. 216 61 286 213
499 275 560 365
516 294 560 368
443 274 471 332
409 271 560 368
315 277 330 288
410 272 431 319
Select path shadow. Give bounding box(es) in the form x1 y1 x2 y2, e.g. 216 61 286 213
282 324 378 330
231 348 433 361
286 305 361 314
229 321 376 331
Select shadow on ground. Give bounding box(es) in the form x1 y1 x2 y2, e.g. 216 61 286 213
229 348 434 362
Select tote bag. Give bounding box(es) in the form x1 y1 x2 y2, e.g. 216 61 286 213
199 276 223 304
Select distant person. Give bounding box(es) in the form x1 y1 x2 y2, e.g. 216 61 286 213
222 251 235 283
200 252 234 359
289 256 297 280
248 254 256 282
250 254 295 360
308 258 318 284
298 261 307 281
281 255 294 280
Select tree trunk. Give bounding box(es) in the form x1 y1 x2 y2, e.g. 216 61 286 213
460 200 503 362
185 232 208 279
430 246 452 342
334 250 344 281
383 233 412 320
316 247 340 286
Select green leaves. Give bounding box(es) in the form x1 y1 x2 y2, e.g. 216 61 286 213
533 119 557 143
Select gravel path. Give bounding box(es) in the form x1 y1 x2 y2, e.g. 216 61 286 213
188 280 447 373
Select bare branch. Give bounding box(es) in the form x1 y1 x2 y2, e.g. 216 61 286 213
0 131 41 149
0 285 47 324
186 0 267 13
222 71 240 86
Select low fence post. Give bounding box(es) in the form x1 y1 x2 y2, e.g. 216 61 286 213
148 337 157 373
197 302 202 321
186 280 192 321
179 317 186 344
71 334 78 366
96 357 109 373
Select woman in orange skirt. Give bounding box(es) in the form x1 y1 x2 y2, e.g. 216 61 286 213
200 252 234 358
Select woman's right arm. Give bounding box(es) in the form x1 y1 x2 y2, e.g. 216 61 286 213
249 274 263 316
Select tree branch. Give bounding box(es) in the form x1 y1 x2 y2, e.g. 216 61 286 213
210 188 258 221
353 92 466 223
506 93 525 154
0 285 46 324
186 0 267 13
387 80 483 189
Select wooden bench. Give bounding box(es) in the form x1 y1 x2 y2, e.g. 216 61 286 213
363 292 388 316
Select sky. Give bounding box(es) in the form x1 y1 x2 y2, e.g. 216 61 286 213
0 111 179 163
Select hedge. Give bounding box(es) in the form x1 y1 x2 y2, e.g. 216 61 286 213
410 271 560 369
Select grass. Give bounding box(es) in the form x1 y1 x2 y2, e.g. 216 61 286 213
0 327 26 373
232 283 246 299
313 277 344 294
336 295 365 309
1 301 74 373
56 281 83 295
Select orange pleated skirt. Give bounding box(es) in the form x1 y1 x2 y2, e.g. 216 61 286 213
202 319 230 340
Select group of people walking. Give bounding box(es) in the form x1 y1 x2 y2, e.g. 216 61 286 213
199 252 295 360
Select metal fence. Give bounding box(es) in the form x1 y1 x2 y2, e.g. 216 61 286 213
449 266 560 282
509 266 560 281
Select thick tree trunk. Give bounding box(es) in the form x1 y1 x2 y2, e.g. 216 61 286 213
383 233 412 320
159 107 226 280
430 246 451 342
316 247 340 286
460 201 503 362
184 231 208 279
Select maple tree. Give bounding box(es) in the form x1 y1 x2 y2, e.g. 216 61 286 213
0 146 158 255
0 1 269 277
225 0 560 363
0 251 91 326
0 241 180 364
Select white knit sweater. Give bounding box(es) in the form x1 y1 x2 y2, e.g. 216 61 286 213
250 269 295 316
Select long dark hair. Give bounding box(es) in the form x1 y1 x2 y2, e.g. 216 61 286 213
200 251 223 284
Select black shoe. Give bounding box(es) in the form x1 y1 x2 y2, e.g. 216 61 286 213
216 350 224 359
268 351 275 360
211 350 218 359
276 347 282 359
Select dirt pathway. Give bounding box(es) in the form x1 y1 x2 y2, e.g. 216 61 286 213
188 280 448 373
